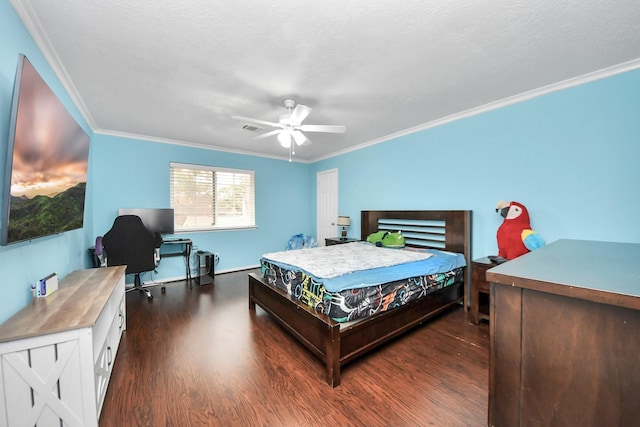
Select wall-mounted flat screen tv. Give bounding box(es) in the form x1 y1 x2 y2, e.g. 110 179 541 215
1 54 90 246
118 208 175 235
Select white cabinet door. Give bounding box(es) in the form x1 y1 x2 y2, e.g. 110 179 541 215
0 330 91 427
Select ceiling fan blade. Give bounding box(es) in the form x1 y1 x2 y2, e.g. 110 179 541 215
289 104 311 123
231 115 283 129
254 129 281 140
292 130 308 146
299 124 346 133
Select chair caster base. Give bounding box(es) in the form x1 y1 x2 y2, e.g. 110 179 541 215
127 286 153 300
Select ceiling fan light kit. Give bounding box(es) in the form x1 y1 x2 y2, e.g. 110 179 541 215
278 131 291 148
232 98 346 160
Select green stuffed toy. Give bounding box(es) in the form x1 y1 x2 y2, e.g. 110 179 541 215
366 231 405 248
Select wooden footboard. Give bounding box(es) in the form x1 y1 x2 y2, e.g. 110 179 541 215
249 272 463 387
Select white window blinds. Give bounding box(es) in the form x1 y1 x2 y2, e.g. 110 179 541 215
170 162 255 232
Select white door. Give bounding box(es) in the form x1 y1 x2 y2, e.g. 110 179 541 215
316 169 338 246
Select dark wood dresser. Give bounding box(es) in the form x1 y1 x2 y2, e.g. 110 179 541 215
486 239 640 427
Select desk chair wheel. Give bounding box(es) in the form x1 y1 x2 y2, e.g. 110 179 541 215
128 273 153 300
126 286 153 300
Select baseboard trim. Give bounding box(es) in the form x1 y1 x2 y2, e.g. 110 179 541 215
137 264 261 286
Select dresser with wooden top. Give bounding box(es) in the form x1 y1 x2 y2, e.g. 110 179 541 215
487 240 640 427
0 266 126 427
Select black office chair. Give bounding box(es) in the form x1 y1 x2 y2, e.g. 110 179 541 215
102 215 163 300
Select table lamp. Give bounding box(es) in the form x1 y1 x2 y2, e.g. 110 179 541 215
337 216 350 240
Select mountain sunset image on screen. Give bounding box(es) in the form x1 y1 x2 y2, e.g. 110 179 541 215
1 55 90 245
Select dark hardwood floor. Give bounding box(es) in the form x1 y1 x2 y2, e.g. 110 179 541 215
99 269 489 426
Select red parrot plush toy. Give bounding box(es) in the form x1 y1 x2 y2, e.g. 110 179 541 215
496 201 545 260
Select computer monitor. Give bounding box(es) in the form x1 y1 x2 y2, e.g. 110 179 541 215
118 208 175 235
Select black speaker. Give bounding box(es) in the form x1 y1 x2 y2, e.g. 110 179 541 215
197 250 214 285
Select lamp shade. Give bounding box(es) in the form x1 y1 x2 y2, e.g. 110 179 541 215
337 216 350 227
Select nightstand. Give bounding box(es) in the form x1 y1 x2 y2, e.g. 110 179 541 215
325 237 360 246
471 257 495 324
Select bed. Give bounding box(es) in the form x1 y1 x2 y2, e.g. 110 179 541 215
248 210 471 387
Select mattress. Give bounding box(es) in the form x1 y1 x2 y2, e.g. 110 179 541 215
260 244 466 322
261 242 466 292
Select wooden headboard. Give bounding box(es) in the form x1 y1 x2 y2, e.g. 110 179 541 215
361 210 471 253
361 210 472 306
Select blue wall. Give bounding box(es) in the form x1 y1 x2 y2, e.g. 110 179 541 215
1 0 639 323
0 1 96 323
91 133 312 283
312 69 640 258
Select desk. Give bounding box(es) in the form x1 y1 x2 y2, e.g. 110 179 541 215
487 239 640 426
89 239 193 287
161 238 193 286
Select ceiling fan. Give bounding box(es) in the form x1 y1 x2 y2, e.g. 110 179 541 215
232 99 346 158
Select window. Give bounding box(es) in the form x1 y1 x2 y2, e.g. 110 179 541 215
170 162 255 232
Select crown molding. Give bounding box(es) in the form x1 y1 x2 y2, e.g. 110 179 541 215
311 58 640 163
93 129 311 164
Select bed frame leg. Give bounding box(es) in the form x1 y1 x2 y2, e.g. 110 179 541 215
325 324 341 387
248 276 256 311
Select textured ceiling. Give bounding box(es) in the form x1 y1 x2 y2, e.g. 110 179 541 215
10 0 640 162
